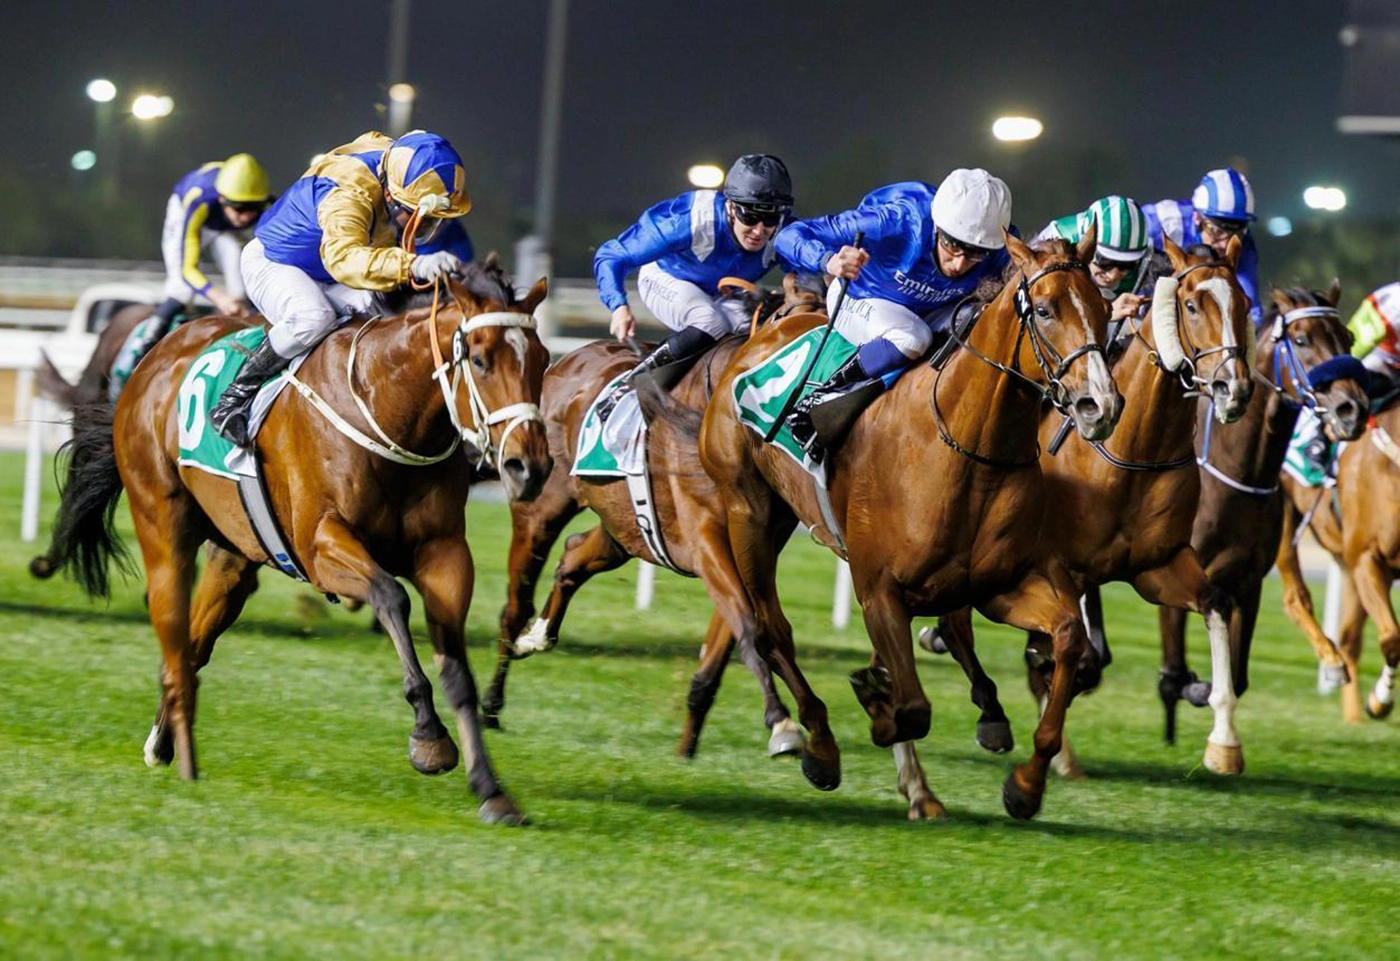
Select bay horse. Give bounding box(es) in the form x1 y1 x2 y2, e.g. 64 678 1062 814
1159 284 1368 728
485 278 824 761
42 263 551 825
1276 399 1400 723
932 235 1260 777
696 229 1124 820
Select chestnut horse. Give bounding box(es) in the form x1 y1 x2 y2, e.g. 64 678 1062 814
1276 398 1400 723
932 236 1260 776
43 264 551 825
697 230 1123 820
486 280 824 760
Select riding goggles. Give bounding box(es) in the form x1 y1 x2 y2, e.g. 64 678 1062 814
937 230 994 262
1201 216 1249 238
731 202 788 227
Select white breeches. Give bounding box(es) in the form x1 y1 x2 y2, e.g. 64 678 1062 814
827 285 933 359
160 195 246 302
637 262 751 338
240 239 375 359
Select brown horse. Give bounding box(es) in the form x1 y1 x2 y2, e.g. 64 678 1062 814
1277 400 1400 723
696 229 1123 820
486 279 824 760
43 264 551 825
932 236 1263 776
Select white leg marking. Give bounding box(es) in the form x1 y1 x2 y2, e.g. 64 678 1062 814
1374 664 1397 706
511 616 555 656
893 741 933 806
143 724 164 767
1204 608 1240 746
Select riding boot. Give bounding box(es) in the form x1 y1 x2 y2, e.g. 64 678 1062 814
136 298 184 357
595 327 717 423
785 353 878 465
208 339 291 447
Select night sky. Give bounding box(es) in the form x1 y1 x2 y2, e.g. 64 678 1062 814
7 0 1400 265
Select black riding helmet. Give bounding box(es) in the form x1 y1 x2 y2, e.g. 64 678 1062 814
723 154 794 210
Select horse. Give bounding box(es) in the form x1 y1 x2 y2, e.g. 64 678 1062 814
1153 284 1369 730
1275 390 1400 723
484 278 824 761
930 236 1265 777
695 228 1123 820
41 262 551 825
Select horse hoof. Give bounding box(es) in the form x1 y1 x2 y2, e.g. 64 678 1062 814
479 794 529 827
800 750 841 792
28 555 56 579
1366 694 1394 720
482 713 501 731
907 796 948 821
892 704 932 743
1001 769 1043 821
917 627 949 655
975 719 1014 754
143 725 173 768
1182 681 1212 708
409 733 460 775
1318 662 1348 693
1202 740 1245 775
767 719 806 758
509 618 555 659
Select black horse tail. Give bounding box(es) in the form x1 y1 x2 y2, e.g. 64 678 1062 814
634 371 702 441
35 349 79 410
37 400 133 598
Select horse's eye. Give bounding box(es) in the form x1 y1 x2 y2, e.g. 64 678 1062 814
471 354 486 370
1292 334 1307 347
1035 304 1051 320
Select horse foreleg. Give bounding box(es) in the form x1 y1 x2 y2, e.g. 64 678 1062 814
1023 633 1084 780
512 524 630 658
485 485 581 728
1350 550 1400 720
414 536 525 825
978 568 1088 821
311 514 456 775
1335 571 1367 723
1133 548 1243 775
1276 505 1347 676
935 608 1013 754
146 544 259 768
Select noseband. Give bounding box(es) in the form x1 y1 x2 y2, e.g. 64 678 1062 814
1155 260 1249 394
1266 304 1368 414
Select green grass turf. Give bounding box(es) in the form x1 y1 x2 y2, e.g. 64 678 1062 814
0 450 1396 959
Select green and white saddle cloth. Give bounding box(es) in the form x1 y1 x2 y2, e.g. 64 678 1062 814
731 326 859 474
572 373 645 477
176 327 300 479
1283 406 1335 488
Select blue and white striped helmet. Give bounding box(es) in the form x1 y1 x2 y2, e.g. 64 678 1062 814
1191 167 1255 223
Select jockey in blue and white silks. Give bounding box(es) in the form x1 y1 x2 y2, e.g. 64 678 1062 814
591 154 797 418
1143 167 1262 325
774 169 1014 464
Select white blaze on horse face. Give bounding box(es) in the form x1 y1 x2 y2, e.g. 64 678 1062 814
504 327 529 365
1069 289 1115 400
1197 278 1238 348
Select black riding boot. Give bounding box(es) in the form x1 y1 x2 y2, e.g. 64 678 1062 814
134 298 184 357
208 339 291 447
785 353 878 466
595 327 717 423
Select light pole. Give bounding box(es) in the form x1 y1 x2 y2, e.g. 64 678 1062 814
384 0 412 135
86 78 117 204
517 0 569 340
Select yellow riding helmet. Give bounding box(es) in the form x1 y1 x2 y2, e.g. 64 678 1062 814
382 130 471 217
214 153 271 204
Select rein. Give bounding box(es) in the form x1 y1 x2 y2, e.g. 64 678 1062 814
931 260 1105 469
284 279 542 469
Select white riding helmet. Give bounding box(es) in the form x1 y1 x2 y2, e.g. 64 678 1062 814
931 168 1013 250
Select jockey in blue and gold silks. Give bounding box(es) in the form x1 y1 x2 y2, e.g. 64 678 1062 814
133 154 272 360
1143 167 1262 325
208 129 472 447
774 169 1014 465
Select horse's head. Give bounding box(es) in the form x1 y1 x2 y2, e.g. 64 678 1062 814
1267 282 1368 442
1003 225 1122 441
441 256 553 500
1154 235 1254 423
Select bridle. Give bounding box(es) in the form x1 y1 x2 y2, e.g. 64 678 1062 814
1139 260 1250 395
933 259 1106 468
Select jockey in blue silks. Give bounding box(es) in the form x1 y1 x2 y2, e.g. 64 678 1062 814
774 168 1014 465
1143 167 1263 326
591 154 797 420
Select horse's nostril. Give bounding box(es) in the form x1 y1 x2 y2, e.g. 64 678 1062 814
502 457 529 484
1075 396 1101 422
1335 400 1358 422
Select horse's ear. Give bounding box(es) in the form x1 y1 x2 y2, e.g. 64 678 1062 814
1003 229 1035 271
1325 277 1342 307
1270 287 1293 314
1224 233 1242 270
520 277 548 315
1162 233 1189 273
1074 219 1098 265
484 250 500 270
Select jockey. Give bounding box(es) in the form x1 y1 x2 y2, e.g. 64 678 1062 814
1038 195 1150 324
1143 167 1262 325
774 169 1014 465
209 129 471 446
1348 281 1400 396
137 154 272 357
591 154 796 419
